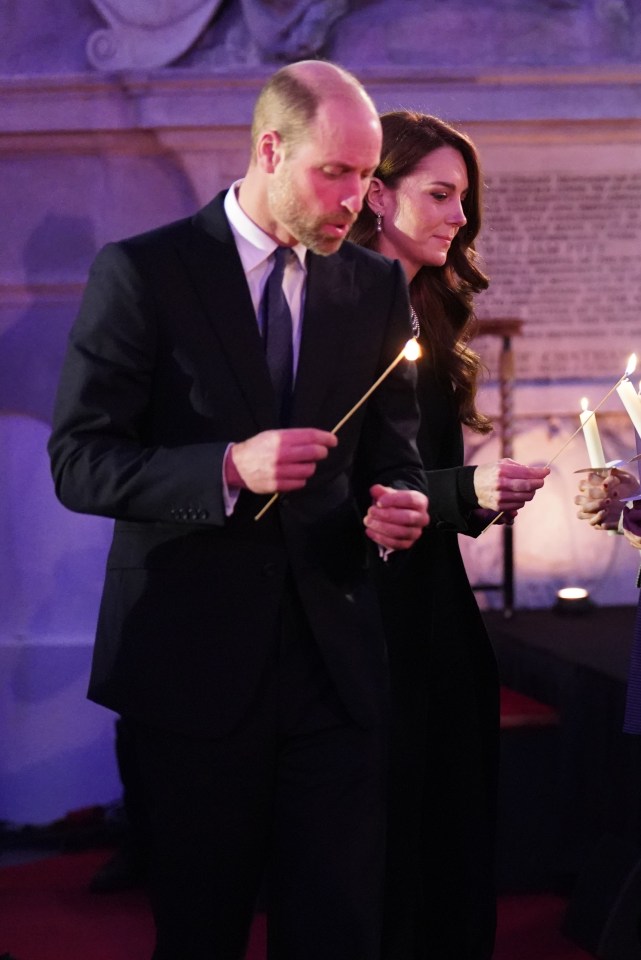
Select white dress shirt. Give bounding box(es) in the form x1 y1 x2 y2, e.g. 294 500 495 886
224 181 307 373
221 182 308 513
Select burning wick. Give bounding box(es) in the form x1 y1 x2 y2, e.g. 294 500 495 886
331 337 421 433
254 338 422 521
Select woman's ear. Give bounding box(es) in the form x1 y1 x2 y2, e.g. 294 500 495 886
366 177 385 215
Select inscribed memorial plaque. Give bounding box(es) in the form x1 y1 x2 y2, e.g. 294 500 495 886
474 166 641 381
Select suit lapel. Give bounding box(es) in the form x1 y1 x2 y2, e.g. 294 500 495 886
291 251 354 429
180 195 358 431
180 194 278 430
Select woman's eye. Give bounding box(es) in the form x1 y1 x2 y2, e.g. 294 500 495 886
432 192 448 201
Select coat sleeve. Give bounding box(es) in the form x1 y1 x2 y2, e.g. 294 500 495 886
424 464 486 535
48 242 228 526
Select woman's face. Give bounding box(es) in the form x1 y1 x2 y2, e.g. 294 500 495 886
373 145 469 281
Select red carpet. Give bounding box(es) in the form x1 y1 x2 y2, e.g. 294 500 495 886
494 895 592 960
0 849 592 960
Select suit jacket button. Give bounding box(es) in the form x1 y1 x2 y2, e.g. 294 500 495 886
197 509 209 520
263 562 277 577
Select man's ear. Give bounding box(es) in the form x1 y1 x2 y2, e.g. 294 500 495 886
366 177 385 215
256 130 283 173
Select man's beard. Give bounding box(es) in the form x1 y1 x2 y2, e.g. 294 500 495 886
268 179 354 256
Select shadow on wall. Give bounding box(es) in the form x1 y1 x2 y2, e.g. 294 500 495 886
0 411 119 824
0 217 110 823
0 214 97 426
0 148 205 823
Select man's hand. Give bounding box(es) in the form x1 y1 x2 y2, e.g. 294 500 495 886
363 484 429 551
473 458 549 512
575 467 640 530
226 428 337 494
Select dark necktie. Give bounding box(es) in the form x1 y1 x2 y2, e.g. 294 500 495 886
261 246 294 424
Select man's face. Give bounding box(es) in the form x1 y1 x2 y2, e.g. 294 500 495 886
268 98 382 255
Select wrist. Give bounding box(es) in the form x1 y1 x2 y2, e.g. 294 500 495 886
224 443 244 489
466 464 482 509
623 503 641 538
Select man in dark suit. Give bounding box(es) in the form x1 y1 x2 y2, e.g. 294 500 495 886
48 60 429 959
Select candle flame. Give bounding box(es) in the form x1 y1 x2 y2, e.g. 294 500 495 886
558 587 589 601
580 397 589 412
403 339 421 362
625 353 637 377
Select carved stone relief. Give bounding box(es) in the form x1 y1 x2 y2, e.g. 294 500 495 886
86 0 225 71
1 0 638 76
240 0 349 62
86 0 349 70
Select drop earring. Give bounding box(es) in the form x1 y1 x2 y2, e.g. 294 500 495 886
375 212 383 233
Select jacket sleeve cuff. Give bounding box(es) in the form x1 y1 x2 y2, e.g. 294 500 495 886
457 465 479 510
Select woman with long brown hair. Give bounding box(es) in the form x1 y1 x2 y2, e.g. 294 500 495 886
350 111 548 959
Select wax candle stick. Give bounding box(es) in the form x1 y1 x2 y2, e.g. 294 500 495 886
636 383 641 482
616 377 641 440
543 354 637 471
479 358 635 535
579 397 606 468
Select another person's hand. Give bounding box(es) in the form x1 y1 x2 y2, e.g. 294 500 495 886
575 467 640 530
226 428 337 494
363 484 429 551
473 458 549 512
623 505 641 549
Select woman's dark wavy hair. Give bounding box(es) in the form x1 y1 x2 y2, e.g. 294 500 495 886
349 111 492 434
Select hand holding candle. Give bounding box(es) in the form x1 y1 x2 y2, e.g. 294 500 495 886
579 397 606 468
254 338 422 521
542 353 638 471
480 354 635 535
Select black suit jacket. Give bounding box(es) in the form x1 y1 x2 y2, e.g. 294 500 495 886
48 192 425 737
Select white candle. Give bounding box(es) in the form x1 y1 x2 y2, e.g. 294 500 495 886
616 377 641 440
579 397 606 467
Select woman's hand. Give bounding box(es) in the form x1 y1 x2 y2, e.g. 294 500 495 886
472 458 549 513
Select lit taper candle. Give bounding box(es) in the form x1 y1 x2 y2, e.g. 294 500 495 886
480 354 636 534
616 354 641 440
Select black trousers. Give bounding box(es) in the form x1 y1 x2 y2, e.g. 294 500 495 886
128 589 386 960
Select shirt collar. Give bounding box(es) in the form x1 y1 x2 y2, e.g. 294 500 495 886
224 180 307 273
